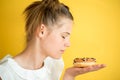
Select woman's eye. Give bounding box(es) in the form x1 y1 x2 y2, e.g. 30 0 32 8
62 36 66 39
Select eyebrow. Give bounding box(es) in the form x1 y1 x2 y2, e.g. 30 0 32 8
63 32 70 35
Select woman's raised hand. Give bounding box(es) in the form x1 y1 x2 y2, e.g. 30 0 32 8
63 64 106 80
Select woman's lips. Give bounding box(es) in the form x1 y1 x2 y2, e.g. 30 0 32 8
60 50 65 53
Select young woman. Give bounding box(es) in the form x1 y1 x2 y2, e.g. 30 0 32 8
0 0 105 80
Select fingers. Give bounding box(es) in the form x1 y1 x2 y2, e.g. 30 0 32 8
84 64 106 72
74 64 106 74
89 64 106 71
65 64 106 77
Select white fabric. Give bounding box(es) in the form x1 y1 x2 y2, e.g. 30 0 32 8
0 55 64 80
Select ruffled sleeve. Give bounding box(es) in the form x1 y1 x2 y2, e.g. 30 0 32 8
44 57 64 80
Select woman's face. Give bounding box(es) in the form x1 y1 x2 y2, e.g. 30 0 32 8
41 18 73 59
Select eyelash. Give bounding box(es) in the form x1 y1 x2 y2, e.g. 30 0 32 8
62 36 66 39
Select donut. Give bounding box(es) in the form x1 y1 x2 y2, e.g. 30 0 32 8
73 57 96 68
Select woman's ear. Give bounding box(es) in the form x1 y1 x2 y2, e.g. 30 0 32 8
40 24 44 35
36 24 47 38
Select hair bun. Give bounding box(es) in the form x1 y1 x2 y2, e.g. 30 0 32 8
42 0 59 4
41 0 60 10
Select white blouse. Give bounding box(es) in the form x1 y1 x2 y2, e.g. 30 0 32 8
0 55 64 80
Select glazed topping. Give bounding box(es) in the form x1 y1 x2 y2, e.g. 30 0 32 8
74 58 84 63
74 57 96 63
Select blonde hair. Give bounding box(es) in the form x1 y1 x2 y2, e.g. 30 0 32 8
24 0 73 42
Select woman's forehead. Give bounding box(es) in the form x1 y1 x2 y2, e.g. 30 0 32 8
48 18 73 34
57 18 73 26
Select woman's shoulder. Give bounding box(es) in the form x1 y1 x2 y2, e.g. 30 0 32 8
0 55 11 66
0 55 12 72
0 55 16 80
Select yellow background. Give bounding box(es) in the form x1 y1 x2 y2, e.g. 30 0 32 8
0 0 120 80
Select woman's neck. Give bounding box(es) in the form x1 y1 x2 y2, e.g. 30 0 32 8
14 38 47 70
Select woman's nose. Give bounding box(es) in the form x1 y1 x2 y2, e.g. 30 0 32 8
64 40 70 47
